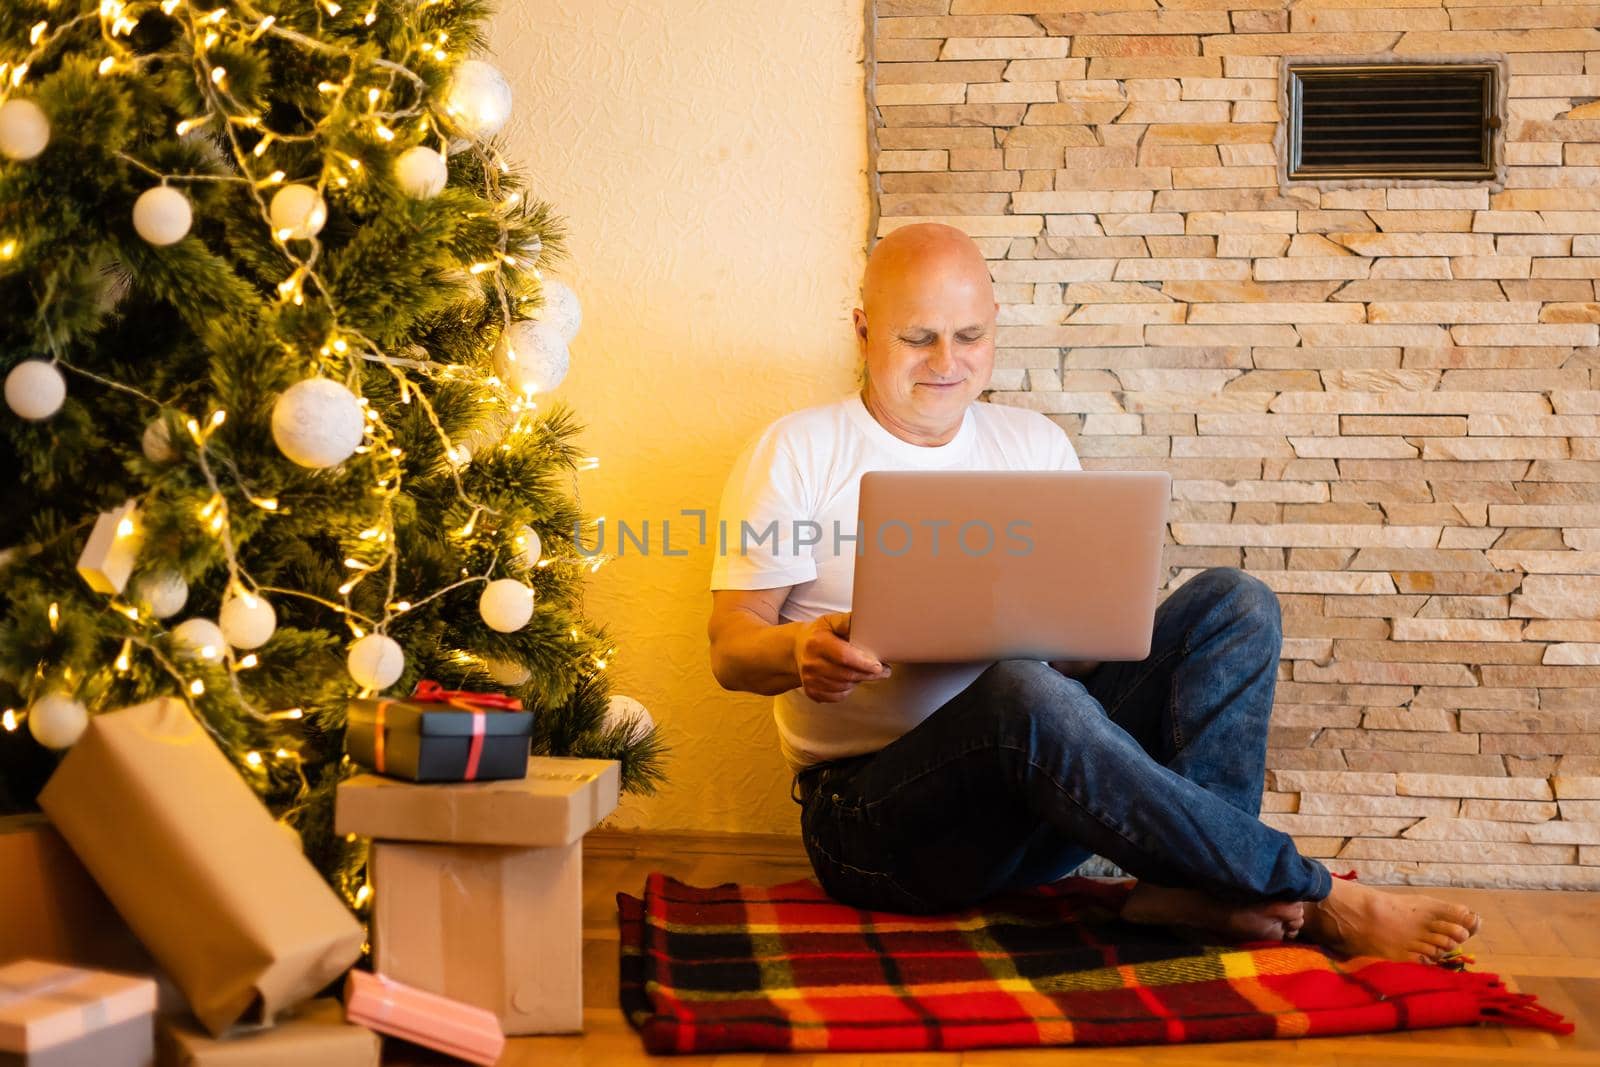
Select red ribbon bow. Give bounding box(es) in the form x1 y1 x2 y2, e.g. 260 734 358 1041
411 679 524 711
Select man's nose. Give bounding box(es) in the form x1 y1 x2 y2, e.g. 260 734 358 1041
926 337 958 376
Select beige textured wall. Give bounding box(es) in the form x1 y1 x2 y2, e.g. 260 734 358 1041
489 1 869 832
872 0 1600 888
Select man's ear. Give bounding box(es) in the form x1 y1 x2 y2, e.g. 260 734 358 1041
852 308 868 342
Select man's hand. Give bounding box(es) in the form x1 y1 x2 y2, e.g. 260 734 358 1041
793 611 892 703
1049 659 1101 679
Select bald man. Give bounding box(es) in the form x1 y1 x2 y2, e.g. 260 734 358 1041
707 223 1478 963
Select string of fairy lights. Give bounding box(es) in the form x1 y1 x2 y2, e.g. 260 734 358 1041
0 0 618 789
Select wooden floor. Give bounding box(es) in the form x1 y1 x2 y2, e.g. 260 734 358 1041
388 830 1600 1066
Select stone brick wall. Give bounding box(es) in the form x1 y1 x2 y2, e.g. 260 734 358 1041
870 0 1600 888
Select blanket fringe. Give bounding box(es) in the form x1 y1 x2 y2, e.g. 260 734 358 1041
1457 969 1575 1035
1328 871 1571 1037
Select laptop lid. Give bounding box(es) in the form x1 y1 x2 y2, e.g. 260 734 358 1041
848 470 1171 663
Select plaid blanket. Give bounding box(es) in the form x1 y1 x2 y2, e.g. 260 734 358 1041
619 873 1572 1054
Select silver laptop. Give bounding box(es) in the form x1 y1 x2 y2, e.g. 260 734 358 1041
849 470 1171 663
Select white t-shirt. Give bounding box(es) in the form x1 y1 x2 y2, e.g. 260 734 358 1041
709 392 1082 772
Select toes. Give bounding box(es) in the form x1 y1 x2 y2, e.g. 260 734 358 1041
1409 941 1446 964
1423 931 1458 952
1442 903 1479 932
1427 919 1472 944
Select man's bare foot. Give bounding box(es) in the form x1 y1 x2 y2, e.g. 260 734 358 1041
1302 877 1480 964
1120 883 1306 942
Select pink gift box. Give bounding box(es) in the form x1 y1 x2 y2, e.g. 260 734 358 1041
0 959 156 1066
342 971 504 1066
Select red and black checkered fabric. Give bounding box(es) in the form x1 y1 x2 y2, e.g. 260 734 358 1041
618 873 1571 1055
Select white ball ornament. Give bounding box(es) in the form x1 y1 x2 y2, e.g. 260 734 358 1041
132 186 192 246
219 591 277 650
484 656 531 687
131 569 188 620
395 145 448 199
348 633 405 690
269 184 328 240
271 377 365 469
4 360 66 421
492 320 569 396
515 524 542 569
479 578 534 633
604 695 655 744
28 693 88 750
445 59 513 140
536 279 582 342
171 617 226 662
0 98 50 161
141 418 176 463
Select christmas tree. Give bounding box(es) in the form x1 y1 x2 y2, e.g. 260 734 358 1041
0 0 664 906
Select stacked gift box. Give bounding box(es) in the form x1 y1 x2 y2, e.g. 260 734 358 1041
6 697 374 1066
335 683 620 1038
0 959 158 1067
5 685 617 1066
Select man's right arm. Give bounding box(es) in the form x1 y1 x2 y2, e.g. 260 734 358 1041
708 589 891 702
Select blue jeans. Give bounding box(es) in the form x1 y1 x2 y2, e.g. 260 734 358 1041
795 567 1332 914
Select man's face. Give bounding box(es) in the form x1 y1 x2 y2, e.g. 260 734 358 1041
853 252 997 440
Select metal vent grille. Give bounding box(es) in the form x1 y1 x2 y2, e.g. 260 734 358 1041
1287 63 1498 181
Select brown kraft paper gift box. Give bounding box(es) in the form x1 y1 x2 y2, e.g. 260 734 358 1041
0 815 151 973
0 817 185 1017
37 699 364 1037
337 756 619 1033
371 841 584 1034
155 999 379 1067
334 755 619 846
